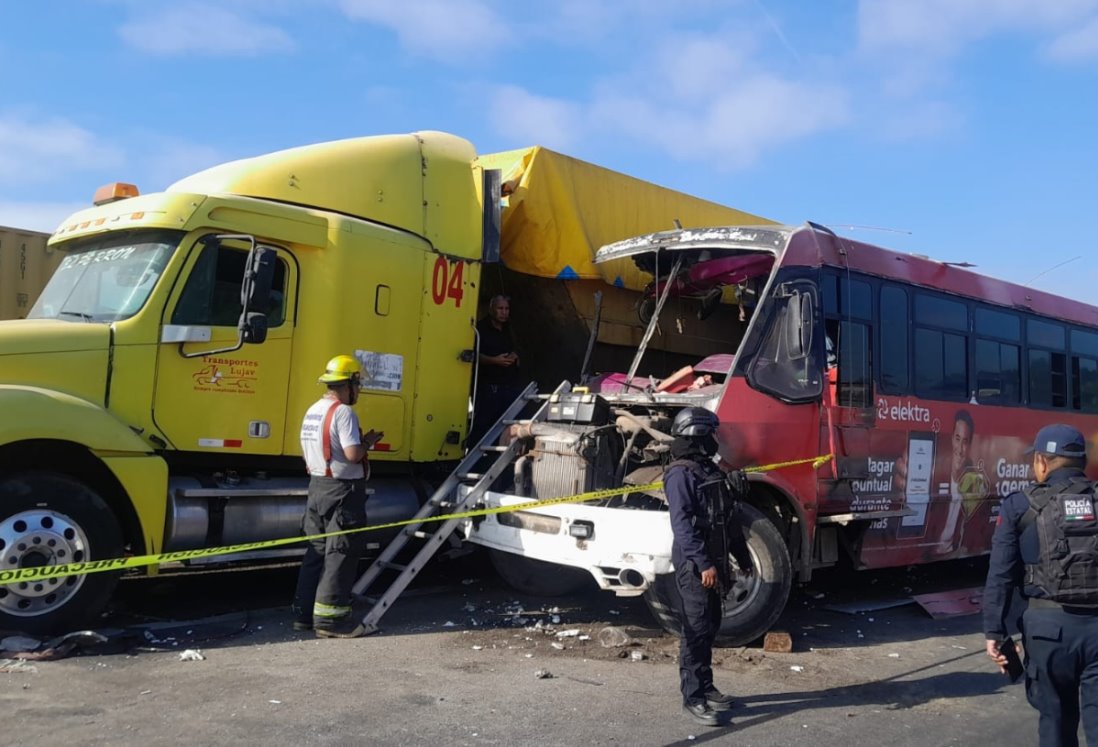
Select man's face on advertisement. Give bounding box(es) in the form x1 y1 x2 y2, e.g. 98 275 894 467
952 418 973 475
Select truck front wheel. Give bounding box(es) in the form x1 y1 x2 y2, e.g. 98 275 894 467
643 503 792 647
0 473 124 635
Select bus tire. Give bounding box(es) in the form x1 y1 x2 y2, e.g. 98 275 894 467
0 472 125 635
489 548 592 597
643 503 792 647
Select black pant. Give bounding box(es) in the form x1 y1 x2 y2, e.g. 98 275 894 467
676 562 722 706
470 382 523 445
1023 605 1098 747
292 476 368 627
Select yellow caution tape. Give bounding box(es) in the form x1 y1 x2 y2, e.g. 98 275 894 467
743 454 834 473
0 454 832 587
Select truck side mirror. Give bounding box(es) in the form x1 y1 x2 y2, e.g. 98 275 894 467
241 246 276 313
242 312 268 344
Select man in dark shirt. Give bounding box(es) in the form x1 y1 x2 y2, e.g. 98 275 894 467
470 295 523 444
665 407 752 727
984 423 1098 747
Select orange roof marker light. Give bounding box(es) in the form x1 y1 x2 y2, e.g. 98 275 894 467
92 182 140 206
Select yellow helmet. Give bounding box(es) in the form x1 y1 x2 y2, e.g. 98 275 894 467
318 354 361 384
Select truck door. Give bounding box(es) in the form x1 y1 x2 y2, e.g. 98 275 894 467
152 238 296 455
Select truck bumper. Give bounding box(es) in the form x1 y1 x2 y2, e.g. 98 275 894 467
460 489 673 597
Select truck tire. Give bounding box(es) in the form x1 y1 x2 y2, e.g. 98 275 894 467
0 472 125 635
643 503 792 647
489 549 592 597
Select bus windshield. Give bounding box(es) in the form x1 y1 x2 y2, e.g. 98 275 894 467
29 230 183 323
590 226 785 401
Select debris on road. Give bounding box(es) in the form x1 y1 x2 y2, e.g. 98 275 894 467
0 630 109 662
0 658 38 673
555 629 582 638
1 636 41 652
179 649 206 661
630 650 646 661
822 598 914 614
534 669 554 679
911 588 983 619
763 631 793 654
597 626 631 648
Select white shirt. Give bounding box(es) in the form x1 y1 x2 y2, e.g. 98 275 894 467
300 396 364 479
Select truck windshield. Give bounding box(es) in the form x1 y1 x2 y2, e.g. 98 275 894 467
29 230 182 323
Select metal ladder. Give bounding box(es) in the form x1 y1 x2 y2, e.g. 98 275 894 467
350 380 558 635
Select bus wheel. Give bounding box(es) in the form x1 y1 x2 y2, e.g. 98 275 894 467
0 473 125 635
643 503 792 647
489 549 592 597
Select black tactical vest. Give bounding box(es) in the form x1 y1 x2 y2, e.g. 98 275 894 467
1021 476 1098 607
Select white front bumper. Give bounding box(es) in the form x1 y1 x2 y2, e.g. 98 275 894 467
460 489 674 597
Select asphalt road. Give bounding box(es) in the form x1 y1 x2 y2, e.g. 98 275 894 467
2 552 1043 746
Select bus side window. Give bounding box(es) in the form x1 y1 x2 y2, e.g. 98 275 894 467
1071 330 1098 412
1028 319 1067 409
913 292 969 401
822 274 874 408
974 306 1021 405
879 285 909 394
837 320 873 408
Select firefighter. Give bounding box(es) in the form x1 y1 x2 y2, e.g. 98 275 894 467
984 423 1098 746
291 354 382 638
664 407 753 727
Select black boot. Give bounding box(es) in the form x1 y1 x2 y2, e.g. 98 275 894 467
682 702 721 727
291 605 313 632
705 688 735 711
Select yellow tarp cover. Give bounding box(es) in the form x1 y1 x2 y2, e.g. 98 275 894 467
477 146 776 291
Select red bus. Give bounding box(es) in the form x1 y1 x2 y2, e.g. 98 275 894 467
465 222 1098 645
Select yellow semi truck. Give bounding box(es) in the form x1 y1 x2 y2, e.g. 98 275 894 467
0 131 768 633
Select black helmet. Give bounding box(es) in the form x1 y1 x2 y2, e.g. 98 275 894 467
670 407 719 438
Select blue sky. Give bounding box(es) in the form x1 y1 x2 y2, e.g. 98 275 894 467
2 0 1097 301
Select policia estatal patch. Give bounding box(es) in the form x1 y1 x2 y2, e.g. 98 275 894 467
1064 495 1097 522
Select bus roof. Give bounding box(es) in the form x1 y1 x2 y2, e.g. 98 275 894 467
786 224 1098 328
596 223 1098 329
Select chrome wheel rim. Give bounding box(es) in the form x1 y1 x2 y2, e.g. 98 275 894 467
0 509 89 617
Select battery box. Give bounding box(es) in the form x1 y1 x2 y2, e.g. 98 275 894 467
545 392 611 425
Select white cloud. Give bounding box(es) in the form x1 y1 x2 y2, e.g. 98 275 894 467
654 35 755 102
118 4 295 56
591 74 849 169
858 0 1098 57
0 201 86 234
488 86 583 150
1046 16 1098 61
0 114 124 183
340 0 511 59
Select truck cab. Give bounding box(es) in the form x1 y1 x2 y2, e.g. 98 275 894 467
0 132 498 633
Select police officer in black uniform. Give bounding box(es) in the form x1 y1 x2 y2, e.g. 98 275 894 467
665 407 753 727
984 423 1098 747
